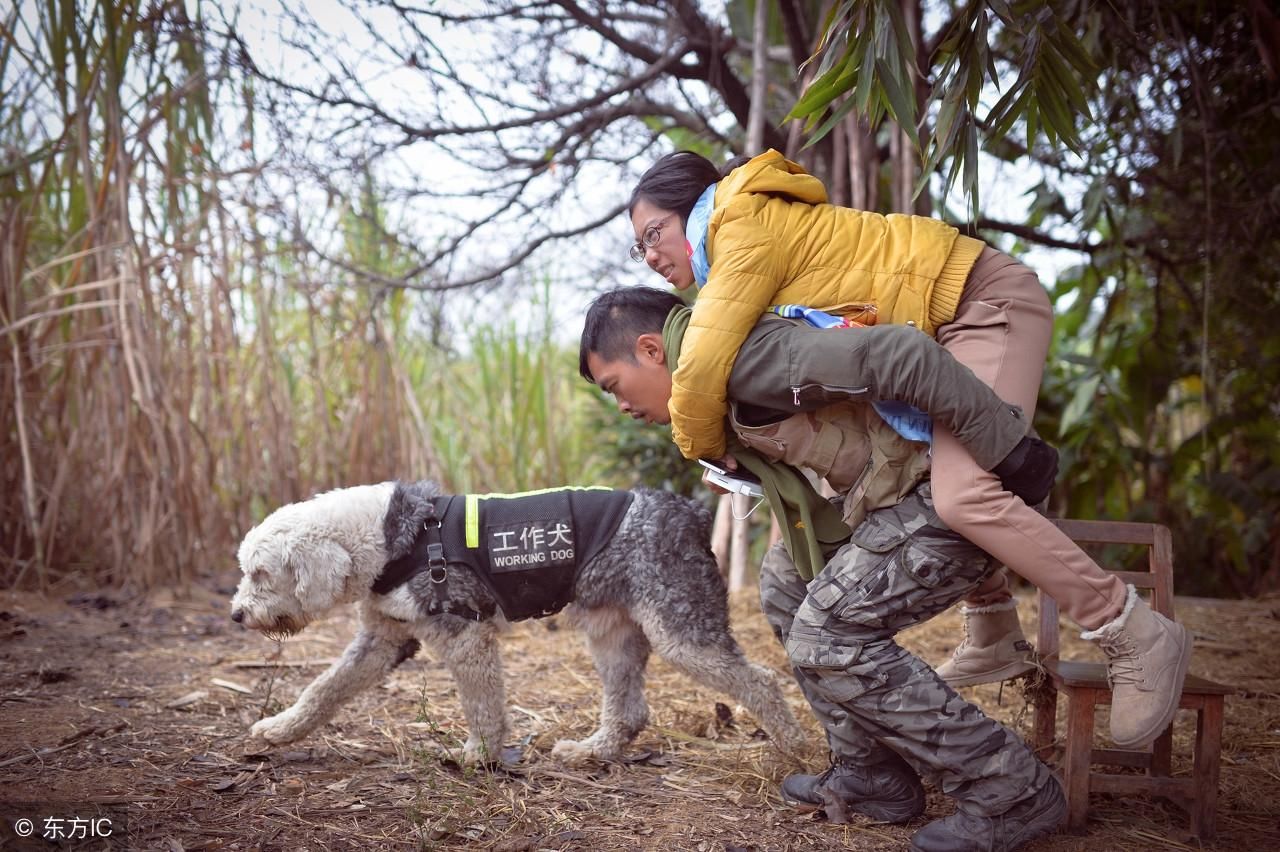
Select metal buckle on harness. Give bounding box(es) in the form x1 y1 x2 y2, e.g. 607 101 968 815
423 515 447 583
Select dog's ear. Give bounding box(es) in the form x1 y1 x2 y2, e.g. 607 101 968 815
285 535 352 611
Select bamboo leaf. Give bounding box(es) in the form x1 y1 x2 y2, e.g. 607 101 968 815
803 95 862 147
1081 179 1105 229
1041 44 1093 122
787 53 858 120
964 121 979 219
1060 374 1102 436
932 91 962 157
882 0 916 66
987 82 1030 139
874 57 919 149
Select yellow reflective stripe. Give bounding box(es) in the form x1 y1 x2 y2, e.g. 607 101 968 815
464 485 612 500
465 494 479 548
463 486 613 549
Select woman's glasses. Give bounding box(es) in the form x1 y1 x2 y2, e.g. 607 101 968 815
629 214 675 262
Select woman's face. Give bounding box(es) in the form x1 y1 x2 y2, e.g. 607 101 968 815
630 198 695 290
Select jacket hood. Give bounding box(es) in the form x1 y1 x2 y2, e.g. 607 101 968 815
716 149 829 206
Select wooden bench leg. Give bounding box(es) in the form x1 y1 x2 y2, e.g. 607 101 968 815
1191 699 1224 840
1062 689 1097 832
1151 724 1173 777
1032 681 1058 758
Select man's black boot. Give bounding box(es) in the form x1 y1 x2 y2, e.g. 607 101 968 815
781 752 925 824
910 777 1066 852
991 435 1059 506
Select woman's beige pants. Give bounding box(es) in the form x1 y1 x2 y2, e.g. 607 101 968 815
931 247 1126 630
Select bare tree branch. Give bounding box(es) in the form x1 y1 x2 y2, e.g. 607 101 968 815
969 217 1099 253
221 1 798 294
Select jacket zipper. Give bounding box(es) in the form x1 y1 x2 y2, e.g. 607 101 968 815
790 383 870 407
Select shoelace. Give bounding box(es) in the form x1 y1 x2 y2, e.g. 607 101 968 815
817 755 852 784
1098 633 1145 688
953 613 974 653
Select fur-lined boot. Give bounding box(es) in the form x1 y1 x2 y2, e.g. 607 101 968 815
1081 585 1193 748
937 599 1036 688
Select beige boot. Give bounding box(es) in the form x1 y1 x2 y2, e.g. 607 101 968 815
1082 586 1193 749
937 600 1036 688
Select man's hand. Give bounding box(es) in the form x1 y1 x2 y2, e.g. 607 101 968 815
701 454 739 495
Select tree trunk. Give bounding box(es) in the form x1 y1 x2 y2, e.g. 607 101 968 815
729 493 752 591
712 494 732 576
746 0 770 155
890 0 926 215
846 114 879 211
830 113 849 207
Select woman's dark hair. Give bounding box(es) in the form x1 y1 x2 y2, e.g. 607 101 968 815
579 287 685 383
627 152 751 229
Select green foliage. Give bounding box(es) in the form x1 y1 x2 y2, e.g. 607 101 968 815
789 1 1097 217
1024 0 1280 596
583 387 708 501
641 116 732 165
412 304 612 494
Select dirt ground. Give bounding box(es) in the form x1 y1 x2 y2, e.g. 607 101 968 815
1 578 1277 851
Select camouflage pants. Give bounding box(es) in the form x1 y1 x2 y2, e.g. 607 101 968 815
759 482 1054 816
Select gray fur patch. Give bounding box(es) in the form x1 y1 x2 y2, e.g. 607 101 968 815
384 480 445 560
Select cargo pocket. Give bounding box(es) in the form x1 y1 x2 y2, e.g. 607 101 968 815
896 531 995 596
899 541 944 588
819 512 913 619
784 628 886 703
841 502 990 619
847 499 912 554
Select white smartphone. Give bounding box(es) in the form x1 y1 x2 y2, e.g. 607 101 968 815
698 459 765 498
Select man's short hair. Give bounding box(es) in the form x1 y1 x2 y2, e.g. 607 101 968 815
579 287 684 383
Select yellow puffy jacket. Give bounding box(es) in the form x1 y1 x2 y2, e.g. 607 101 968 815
670 149 986 460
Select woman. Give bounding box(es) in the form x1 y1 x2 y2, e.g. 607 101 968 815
626 148 1191 750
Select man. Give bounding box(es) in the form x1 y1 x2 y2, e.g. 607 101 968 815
579 287 1066 851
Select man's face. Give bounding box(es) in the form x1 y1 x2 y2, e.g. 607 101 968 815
586 333 673 425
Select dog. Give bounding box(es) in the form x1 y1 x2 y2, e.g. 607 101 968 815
231 480 805 765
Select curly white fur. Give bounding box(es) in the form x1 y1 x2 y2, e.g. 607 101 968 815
232 482 805 766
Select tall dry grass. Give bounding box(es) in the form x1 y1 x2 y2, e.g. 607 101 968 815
0 4 610 591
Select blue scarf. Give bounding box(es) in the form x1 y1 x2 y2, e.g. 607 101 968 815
686 183 716 288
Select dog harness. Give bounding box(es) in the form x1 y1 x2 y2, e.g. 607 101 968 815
374 487 634 621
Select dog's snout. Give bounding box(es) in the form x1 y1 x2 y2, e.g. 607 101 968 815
231 608 244 624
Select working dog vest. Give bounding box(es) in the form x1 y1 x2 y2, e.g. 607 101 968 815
374 487 634 621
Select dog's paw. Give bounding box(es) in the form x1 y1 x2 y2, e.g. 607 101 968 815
246 712 301 749
461 737 499 767
551 737 618 766
241 732 274 757
550 738 592 765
